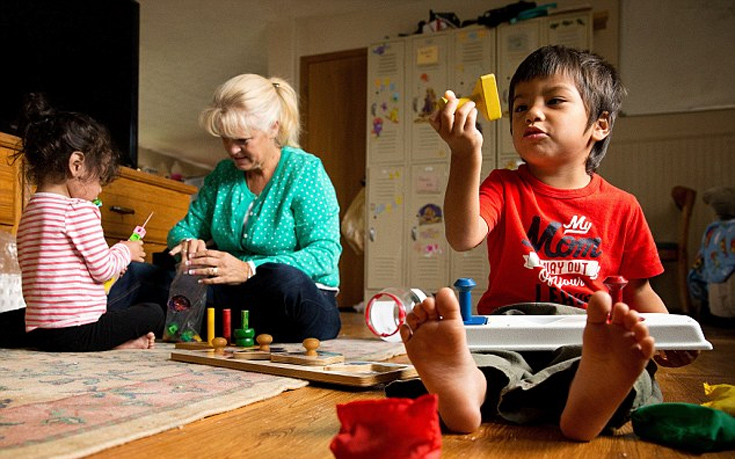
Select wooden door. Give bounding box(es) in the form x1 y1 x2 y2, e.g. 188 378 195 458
300 48 367 310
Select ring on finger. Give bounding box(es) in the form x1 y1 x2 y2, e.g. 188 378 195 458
211 267 218 276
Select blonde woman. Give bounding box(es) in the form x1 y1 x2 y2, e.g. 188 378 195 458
168 74 342 342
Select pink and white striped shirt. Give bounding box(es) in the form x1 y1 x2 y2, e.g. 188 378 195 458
17 192 131 331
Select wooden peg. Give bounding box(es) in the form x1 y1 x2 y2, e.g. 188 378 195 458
270 337 343 366
257 334 273 352
303 338 320 357
212 337 228 355
603 275 628 304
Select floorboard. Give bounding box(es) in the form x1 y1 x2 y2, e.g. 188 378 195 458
90 311 735 458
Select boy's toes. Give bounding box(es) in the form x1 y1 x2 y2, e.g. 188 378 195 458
399 323 412 344
434 288 462 321
586 291 612 323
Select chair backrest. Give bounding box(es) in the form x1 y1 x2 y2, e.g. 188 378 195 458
671 186 697 315
671 186 697 263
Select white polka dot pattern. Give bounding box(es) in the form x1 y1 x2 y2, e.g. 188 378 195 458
168 147 342 287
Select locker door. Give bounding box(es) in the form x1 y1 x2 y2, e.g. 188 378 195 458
496 20 541 168
450 26 499 169
365 165 405 296
367 40 406 165
449 160 495 312
407 33 450 163
542 12 593 49
407 162 449 292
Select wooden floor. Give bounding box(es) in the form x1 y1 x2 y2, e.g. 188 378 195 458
91 311 735 458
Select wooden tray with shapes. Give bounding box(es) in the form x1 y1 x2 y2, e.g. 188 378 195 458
169 348 417 387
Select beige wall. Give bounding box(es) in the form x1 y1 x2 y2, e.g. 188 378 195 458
267 0 735 312
138 147 211 182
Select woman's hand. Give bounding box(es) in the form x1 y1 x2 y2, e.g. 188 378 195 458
169 238 208 264
186 248 253 285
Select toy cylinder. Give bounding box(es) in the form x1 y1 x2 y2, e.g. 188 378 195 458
365 288 429 342
207 307 215 345
222 309 231 343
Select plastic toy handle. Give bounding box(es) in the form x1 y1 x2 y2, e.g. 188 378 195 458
454 278 487 326
129 226 146 241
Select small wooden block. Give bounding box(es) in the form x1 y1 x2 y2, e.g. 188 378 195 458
174 341 213 350
270 338 343 366
232 349 272 360
270 351 345 366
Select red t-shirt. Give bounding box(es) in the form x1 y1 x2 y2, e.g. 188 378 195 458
477 165 663 314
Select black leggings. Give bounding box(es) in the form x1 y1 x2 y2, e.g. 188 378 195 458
27 303 164 352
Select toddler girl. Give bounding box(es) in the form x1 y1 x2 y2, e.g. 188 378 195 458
14 93 164 351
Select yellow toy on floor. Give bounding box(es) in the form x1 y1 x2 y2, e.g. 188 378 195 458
703 382 735 416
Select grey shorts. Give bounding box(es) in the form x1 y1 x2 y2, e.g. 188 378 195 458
387 303 663 431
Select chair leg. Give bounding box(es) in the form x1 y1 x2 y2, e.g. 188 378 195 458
677 258 692 316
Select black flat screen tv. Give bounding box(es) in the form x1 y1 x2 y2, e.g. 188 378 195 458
0 0 139 168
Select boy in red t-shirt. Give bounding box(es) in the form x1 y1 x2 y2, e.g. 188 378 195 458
397 45 698 441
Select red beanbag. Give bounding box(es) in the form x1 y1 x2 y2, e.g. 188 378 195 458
330 394 442 459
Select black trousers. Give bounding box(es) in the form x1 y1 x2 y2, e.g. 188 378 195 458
27 303 164 352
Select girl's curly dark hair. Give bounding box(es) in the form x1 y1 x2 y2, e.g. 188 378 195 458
12 93 120 186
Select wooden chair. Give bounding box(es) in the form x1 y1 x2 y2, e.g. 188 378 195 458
656 186 697 315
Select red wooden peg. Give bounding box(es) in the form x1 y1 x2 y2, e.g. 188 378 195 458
603 275 628 304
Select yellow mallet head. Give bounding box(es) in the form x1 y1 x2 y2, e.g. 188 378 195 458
438 73 502 122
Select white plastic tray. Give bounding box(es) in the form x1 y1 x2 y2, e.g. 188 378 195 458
465 313 712 351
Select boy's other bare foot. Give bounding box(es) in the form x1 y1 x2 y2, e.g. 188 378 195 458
560 291 655 441
114 332 156 350
400 287 487 433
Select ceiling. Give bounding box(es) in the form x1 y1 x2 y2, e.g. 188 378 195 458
137 0 406 170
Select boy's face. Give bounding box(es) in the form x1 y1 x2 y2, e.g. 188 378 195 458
511 73 609 174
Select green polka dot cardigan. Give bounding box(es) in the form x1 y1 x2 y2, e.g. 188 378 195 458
168 146 342 288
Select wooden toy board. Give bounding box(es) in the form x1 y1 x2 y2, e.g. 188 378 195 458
170 347 417 387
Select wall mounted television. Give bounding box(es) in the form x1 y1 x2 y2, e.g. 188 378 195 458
0 0 139 168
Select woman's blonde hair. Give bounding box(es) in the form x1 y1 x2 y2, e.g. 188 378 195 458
199 74 300 148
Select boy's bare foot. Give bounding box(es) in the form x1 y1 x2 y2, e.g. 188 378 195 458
560 291 655 441
400 287 487 433
114 332 157 350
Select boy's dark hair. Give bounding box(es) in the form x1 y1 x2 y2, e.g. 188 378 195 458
12 93 120 187
508 45 626 174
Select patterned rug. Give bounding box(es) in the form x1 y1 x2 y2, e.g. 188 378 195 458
0 339 406 459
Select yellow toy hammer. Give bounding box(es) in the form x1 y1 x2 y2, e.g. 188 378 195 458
437 73 502 121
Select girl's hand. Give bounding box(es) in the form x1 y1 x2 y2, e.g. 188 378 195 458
429 90 483 157
186 248 253 285
654 349 699 367
122 240 145 263
169 238 207 264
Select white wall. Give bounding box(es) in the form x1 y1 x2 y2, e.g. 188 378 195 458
268 0 618 83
